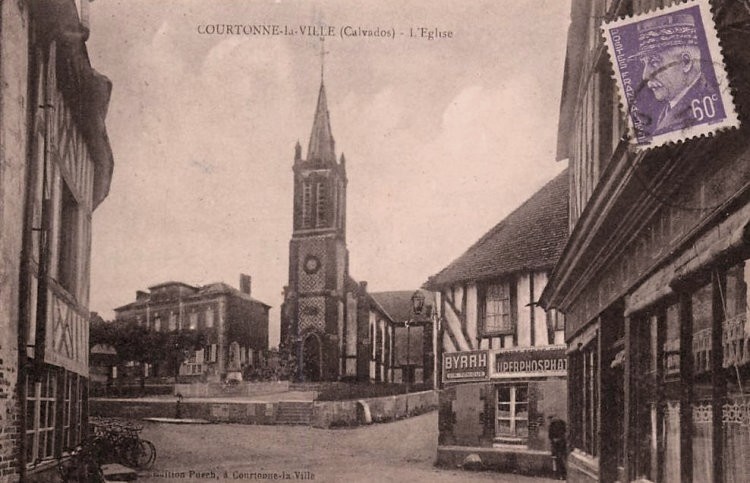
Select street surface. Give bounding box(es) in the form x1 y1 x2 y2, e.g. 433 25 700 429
138 411 557 483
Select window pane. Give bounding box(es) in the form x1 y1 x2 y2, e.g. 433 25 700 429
26 434 34 463
485 283 512 333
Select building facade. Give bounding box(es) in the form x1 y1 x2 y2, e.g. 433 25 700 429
0 0 115 480
541 1 750 482
114 275 270 381
426 170 569 468
368 290 435 385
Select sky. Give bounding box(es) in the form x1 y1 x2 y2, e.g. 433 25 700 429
87 0 572 348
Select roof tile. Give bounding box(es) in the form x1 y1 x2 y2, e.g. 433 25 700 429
425 169 569 289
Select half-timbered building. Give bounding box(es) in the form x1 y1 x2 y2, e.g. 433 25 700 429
425 169 569 472
541 1 750 482
0 1 114 480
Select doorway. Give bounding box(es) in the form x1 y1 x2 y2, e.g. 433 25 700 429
302 334 322 382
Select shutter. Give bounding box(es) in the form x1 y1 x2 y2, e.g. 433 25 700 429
483 383 495 441
528 382 540 440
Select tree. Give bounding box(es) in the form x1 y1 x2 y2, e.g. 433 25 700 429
89 313 113 348
164 330 208 379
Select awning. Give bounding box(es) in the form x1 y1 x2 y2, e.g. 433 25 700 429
625 201 750 316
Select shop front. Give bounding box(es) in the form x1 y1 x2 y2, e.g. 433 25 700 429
437 347 567 473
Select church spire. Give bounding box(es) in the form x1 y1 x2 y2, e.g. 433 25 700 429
307 40 335 164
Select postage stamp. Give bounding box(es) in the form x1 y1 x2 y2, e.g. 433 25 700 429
602 0 739 150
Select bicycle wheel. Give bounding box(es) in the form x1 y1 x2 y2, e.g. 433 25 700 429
133 439 156 470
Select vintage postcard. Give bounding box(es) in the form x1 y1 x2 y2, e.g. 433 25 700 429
4 0 749 482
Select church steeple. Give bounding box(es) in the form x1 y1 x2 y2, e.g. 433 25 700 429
306 82 336 164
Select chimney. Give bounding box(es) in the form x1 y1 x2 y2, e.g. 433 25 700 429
359 281 367 294
136 290 149 301
240 274 252 296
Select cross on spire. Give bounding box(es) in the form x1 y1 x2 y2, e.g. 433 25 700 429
319 36 329 83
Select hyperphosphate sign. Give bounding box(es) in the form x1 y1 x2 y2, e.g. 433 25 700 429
490 345 567 379
442 350 489 383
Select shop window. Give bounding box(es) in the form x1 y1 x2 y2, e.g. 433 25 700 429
25 369 57 465
483 282 513 335
631 314 659 481
61 372 83 451
57 180 79 295
572 339 599 457
495 384 528 440
691 282 714 482
721 261 750 483
630 262 750 483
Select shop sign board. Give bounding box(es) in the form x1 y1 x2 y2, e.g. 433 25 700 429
442 350 489 383
490 345 567 379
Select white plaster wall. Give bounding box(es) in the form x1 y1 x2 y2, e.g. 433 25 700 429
442 332 456 353
443 302 470 351
346 295 357 355
453 285 464 310
465 284 478 348
516 274 531 347
534 271 550 346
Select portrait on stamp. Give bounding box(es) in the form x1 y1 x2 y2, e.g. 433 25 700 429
603 0 739 149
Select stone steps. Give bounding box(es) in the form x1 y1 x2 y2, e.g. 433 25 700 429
276 401 313 425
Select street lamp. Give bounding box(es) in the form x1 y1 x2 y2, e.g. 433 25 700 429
405 291 426 413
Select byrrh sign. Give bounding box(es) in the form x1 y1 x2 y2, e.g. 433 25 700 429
442 350 489 383
490 345 567 379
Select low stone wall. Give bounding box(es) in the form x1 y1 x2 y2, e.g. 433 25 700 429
311 390 437 428
436 445 553 477
90 390 438 427
174 381 291 398
90 398 279 425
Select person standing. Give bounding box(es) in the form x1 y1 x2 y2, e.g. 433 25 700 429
548 415 567 480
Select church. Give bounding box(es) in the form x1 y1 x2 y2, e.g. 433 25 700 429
280 76 435 384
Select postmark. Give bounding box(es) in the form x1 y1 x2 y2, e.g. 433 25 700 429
602 0 739 150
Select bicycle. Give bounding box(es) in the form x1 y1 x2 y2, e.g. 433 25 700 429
57 443 105 483
90 417 157 470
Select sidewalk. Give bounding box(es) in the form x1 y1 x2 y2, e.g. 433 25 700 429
90 390 317 404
